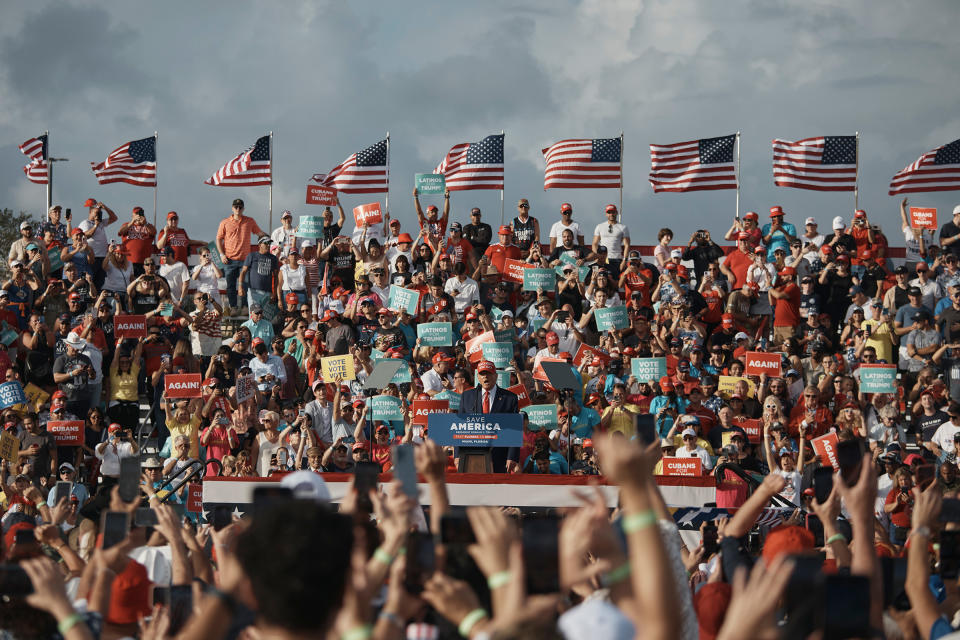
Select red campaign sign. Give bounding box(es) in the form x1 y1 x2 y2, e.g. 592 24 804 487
186 483 203 513
572 343 612 368
740 419 763 444
412 399 449 426
114 315 147 339
661 457 703 477
502 259 533 284
353 202 383 227
306 184 338 206
744 351 782 377
811 432 839 468
507 383 531 409
165 373 203 398
533 357 565 383
909 207 937 230
46 420 84 446
465 331 495 363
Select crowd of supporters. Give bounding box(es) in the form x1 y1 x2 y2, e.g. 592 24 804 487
5 191 960 638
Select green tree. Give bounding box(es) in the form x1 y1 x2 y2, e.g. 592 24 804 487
0 208 39 281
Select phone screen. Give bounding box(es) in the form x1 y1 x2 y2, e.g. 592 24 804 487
805 514 825 548
403 531 435 593
134 507 159 527
354 461 380 511
941 498 960 523
252 486 294 516
635 414 658 447
835 440 862 484
440 513 477 545
0 565 33 597
211 506 232 532
391 444 418 499
522 516 560 594
881 557 909 610
119 456 141 503
101 511 130 550
813 467 834 505
941 531 960 579
54 481 73 506
824 574 872 639
701 521 719 557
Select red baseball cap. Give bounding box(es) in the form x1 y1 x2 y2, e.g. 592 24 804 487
202 377 218 388
251 337 265 347
432 353 453 364
560 203 572 213
604 204 618 213
426 205 438 213
659 376 675 390
858 247 874 260
321 310 339 322
545 331 560 345
585 393 603 406
769 206 784 218
377 308 394 316
397 233 413 243
166 211 178 219
498 225 512 235
743 211 759 220
83 198 97 207
477 360 496 374
854 209 867 218
762 525 815 566
71 227 84 236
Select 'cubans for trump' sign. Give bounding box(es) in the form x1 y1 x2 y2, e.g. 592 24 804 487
427 413 523 448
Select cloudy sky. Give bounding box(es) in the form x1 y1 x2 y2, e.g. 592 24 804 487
2 0 958 245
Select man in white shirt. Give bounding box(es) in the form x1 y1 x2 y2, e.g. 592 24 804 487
910 262 945 311
675 427 714 471
271 210 301 259
443 263 480 314
421 352 454 396
249 340 287 391
159 246 190 304
929 402 960 461
548 203 584 253
592 204 630 274
77 199 118 287
799 217 825 263
95 423 139 479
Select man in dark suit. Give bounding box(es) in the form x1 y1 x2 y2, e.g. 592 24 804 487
458 360 520 473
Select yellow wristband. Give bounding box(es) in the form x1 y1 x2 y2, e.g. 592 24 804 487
458 609 488 638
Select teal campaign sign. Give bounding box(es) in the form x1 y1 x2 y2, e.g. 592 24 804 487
859 364 897 393
297 215 324 239
482 342 513 368
595 306 629 331
523 404 558 430
489 306 504 323
529 317 547 333
0 323 17 347
415 173 445 195
631 357 667 382
417 322 453 347
497 370 512 388
370 349 387 362
48 249 63 272
435 390 461 411
387 286 420 315
494 328 516 344
160 302 174 317
522 268 556 292
391 364 412 384
370 395 404 421
207 241 225 270
554 263 590 282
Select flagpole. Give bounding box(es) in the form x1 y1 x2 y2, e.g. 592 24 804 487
854 131 860 212
500 129 505 226
45 130 51 213
153 131 158 229
735 132 741 220
269 131 274 230
385 132 391 218
618 131 624 217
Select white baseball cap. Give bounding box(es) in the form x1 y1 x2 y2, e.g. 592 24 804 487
681 428 698 438
280 471 330 502
734 331 750 341
953 205 960 216
832 216 845 230
804 217 817 226
670 249 682 258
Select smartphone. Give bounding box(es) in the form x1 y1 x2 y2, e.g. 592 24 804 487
784 553 826 640
53 480 73 506
391 444 418 500
153 585 170 606
812 466 834 505
251 486 293 516
119 456 141 503
701 521 719 557
881 557 910 610
823 574 872 640
635 414 658 447
941 531 960 580
916 464 935 489
101 511 130 550
134 507 159 527
805 514 825 548
65 208 72 221
0 565 33 597
941 498 960 522
354 461 381 511
403 531 436 594
835 440 863 484
440 512 476 545
210 505 232 532
14 529 35 546
522 516 560 594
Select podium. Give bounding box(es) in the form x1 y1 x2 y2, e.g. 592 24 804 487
457 447 493 473
427 413 523 474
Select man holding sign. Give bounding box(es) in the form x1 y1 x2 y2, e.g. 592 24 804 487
459 360 520 473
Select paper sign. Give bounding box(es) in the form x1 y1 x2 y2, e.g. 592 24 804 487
465 331 495 363
415 173 445 195
261 301 281 323
164 373 202 398
740 419 763 444
114 315 147 339
744 352 782 377
187 483 203 513
493 328 516 344
595 306 629 331
370 395 405 421
207 241 225 270
522 268 556 292
909 206 937 230
428 413 523 448
435 390 461 411
236 374 256 404
811 432 839 468
353 202 383 227
481 342 513 368
412 399 449 426
497 370 511 388
23 383 49 412
297 215 325 239
859 364 898 393
0 432 19 461
502 259 532 284
0 327 18 347
48 249 63 272
718 375 757 399
573 343 612 368
417 322 453 347
507 383 531 409
390 364 412 384
661 457 703 476
387 286 420 315
523 404 558 430
321 355 356 382
0 381 27 409
631 357 667 382
46 420 84 446
306 184 338 207
159 303 173 317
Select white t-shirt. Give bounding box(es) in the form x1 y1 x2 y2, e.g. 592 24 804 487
191 264 222 302
800 233 825 263
903 226 933 263
775 469 803 505
593 222 630 259
932 420 960 455
96 440 137 477
420 368 451 394
676 446 713 470
160 262 190 301
78 219 111 256
444 276 480 314
386 247 413 273
102 260 133 293
281 264 307 291
549 221 583 242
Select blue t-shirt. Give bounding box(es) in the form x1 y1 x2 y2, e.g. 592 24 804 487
761 222 797 262
895 303 931 329
570 407 601 438
243 252 279 292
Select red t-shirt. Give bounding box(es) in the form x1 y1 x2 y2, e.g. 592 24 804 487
159 228 191 264
443 238 474 265
701 288 725 324
773 283 802 327
884 487 912 528
121 224 157 264
723 250 753 289
850 227 871 264
70 326 107 352
484 243 522 274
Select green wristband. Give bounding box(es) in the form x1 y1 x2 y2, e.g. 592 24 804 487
373 547 394 565
57 613 85 636
458 608 488 638
825 533 847 545
486 570 512 590
621 510 657 533
601 561 632 587
342 625 373 640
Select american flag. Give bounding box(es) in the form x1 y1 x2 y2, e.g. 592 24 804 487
649 135 737 193
205 135 272 187
889 138 960 195
772 136 857 191
541 137 622 189
434 134 504 191
91 136 157 186
314 139 388 194
19 134 48 184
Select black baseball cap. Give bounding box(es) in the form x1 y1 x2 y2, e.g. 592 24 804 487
908 286 923 297
894 266 909 275
232 198 244 208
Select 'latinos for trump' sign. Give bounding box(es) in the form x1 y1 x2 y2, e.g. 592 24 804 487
297 215 325 239
427 413 523 448
417 322 453 347
859 364 897 393
594 306 629 331
415 173 445 195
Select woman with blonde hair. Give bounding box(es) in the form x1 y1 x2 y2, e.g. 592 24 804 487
835 400 866 438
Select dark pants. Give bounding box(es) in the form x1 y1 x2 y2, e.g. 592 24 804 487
607 258 622 275
66 398 90 421
223 259 243 307
108 401 140 432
